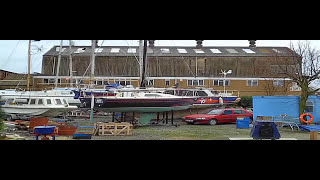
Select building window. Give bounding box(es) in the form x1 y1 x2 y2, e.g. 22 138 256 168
198 80 204 86
194 49 205 54
247 80 258 86
290 82 301 91
115 79 132 86
165 79 170 86
56 47 66 52
210 49 222 53
242 49 256 54
188 79 204 86
160 48 170 53
226 49 238 53
127 48 136 53
44 78 60 85
177 49 187 54
147 79 154 86
110 48 120 53
273 80 284 87
95 80 103 86
305 101 314 113
272 48 281 53
74 48 86 54
95 48 103 53
147 48 153 54
214 80 230 86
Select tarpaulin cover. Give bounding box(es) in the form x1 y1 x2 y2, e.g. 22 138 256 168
253 96 320 123
299 125 320 131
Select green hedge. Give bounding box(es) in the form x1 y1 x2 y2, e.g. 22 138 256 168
236 96 253 108
0 108 5 132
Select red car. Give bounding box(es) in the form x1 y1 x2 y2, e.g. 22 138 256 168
182 108 253 125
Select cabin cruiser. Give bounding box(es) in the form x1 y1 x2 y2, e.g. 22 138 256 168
0 89 81 106
163 88 241 107
0 97 78 120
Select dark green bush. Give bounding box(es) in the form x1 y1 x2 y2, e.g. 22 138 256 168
0 108 5 132
237 96 253 108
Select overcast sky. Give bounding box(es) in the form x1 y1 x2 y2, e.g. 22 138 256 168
1 40 320 74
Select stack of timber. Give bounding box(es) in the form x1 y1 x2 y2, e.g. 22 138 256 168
93 122 133 136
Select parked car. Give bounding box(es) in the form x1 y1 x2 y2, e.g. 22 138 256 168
182 108 253 125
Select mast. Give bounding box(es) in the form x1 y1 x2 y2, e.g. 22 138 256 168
27 40 31 91
69 40 73 87
89 40 96 123
90 40 96 88
55 40 63 88
139 40 148 88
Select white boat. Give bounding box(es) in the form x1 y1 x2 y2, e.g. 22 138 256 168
0 89 81 106
0 97 78 119
163 88 240 108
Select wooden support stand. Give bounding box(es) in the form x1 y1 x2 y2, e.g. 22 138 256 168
93 122 133 136
310 131 318 140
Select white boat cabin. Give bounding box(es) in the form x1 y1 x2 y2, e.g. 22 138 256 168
4 97 70 107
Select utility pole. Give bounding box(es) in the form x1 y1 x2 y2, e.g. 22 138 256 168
27 40 31 91
55 40 63 88
69 40 73 87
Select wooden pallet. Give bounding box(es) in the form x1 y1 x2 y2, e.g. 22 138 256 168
93 122 133 136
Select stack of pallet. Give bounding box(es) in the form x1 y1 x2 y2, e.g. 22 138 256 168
93 122 133 136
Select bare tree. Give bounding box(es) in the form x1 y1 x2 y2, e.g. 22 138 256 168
262 78 291 96
272 41 320 122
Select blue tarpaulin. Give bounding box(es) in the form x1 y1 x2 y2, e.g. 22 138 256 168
299 125 320 131
253 96 320 123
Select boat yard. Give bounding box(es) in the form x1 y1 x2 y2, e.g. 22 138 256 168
0 115 312 140
1 40 320 141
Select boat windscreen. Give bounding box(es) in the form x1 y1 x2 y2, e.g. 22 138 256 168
196 91 208 96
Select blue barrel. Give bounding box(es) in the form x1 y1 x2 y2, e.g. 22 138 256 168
236 118 250 128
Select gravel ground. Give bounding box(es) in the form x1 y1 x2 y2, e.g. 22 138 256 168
2 116 313 140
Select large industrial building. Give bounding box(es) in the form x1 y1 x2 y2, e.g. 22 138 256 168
33 40 301 96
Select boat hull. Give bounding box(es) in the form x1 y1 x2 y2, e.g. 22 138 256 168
193 96 240 106
95 105 192 113
1 106 78 117
1 107 49 116
79 97 195 112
